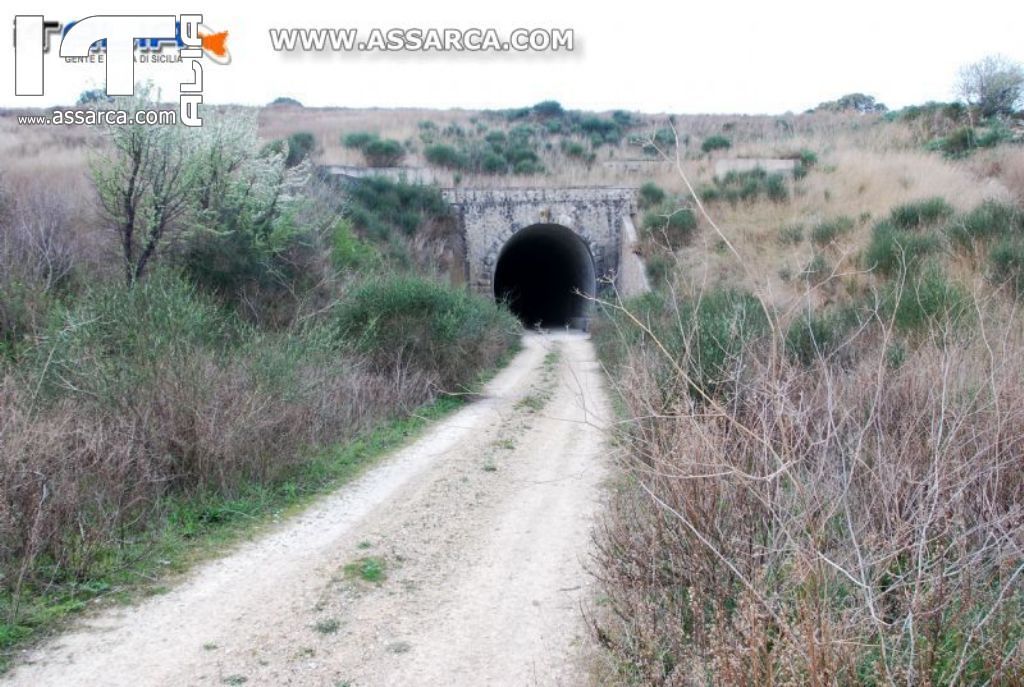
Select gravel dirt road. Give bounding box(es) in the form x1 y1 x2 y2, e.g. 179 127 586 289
4 331 611 687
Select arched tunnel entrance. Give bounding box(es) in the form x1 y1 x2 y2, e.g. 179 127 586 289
493 223 596 329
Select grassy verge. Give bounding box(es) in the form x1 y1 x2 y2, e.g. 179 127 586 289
0 344 518 672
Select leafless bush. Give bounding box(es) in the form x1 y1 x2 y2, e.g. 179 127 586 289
0 182 80 348
0 188 77 292
593 306 1024 685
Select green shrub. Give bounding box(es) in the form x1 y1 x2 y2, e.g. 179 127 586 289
948 200 1022 250
27 273 244 401
793 149 818 179
443 123 467 139
544 119 565 135
503 107 532 121
507 125 535 146
864 220 941 276
532 100 564 117
590 291 663 372
890 101 966 124
864 199 951 276
815 92 888 113
883 265 971 333
330 219 379 272
505 145 539 166
480 151 508 174
798 149 818 167
178 216 319 326
362 138 405 167
594 288 769 399
889 197 954 229
778 224 804 245
423 144 467 169
512 158 545 175
330 275 519 389
642 205 698 248
345 177 450 241
612 110 634 127
484 130 507 146
578 116 621 146
701 169 789 204
261 133 315 167
416 121 439 143
285 132 315 167
342 132 378 150
810 216 855 246
765 174 788 202
3 272 459 616
653 128 677 147
803 252 832 284
701 135 732 153
931 127 976 158
989 237 1024 295
930 124 1012 158
638 182 667 209
560 140 594 164
785 306 862 364
677 290 769 397
975 123 1012 148
77 88 112 106
644 252 674 288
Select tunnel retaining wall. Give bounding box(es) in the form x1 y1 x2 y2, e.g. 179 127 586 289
442 187 636 296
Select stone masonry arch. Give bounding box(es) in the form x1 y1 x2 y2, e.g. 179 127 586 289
443 187 643 327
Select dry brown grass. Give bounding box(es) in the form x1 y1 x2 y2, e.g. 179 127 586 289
677 149 1001 299
0 347 433 603
591 108 1024 684
592 294 1024 685
969 146 1024 204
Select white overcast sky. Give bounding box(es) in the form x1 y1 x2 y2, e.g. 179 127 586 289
3 0 1023 113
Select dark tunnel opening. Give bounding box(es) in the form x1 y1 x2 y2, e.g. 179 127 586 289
493 223 596 329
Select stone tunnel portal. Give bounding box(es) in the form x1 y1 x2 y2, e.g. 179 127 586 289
493 223 596 329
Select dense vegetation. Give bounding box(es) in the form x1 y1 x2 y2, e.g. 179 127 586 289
589 81 1024 683
0 98 518 660
593 186 1024 679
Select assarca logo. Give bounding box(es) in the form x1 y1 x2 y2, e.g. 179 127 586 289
12 14 229 126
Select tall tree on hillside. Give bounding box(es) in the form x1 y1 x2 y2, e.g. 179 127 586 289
957 55 1024 119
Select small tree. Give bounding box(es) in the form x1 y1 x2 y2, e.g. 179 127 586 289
92 92 198 285
532 100 564 118
93 93 313 287
77 88 111 106
957 55 1024 119
362 138 405 167
285 132 315 167
815 93 887 114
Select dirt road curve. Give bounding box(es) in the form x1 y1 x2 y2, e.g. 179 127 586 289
5 332 611 687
